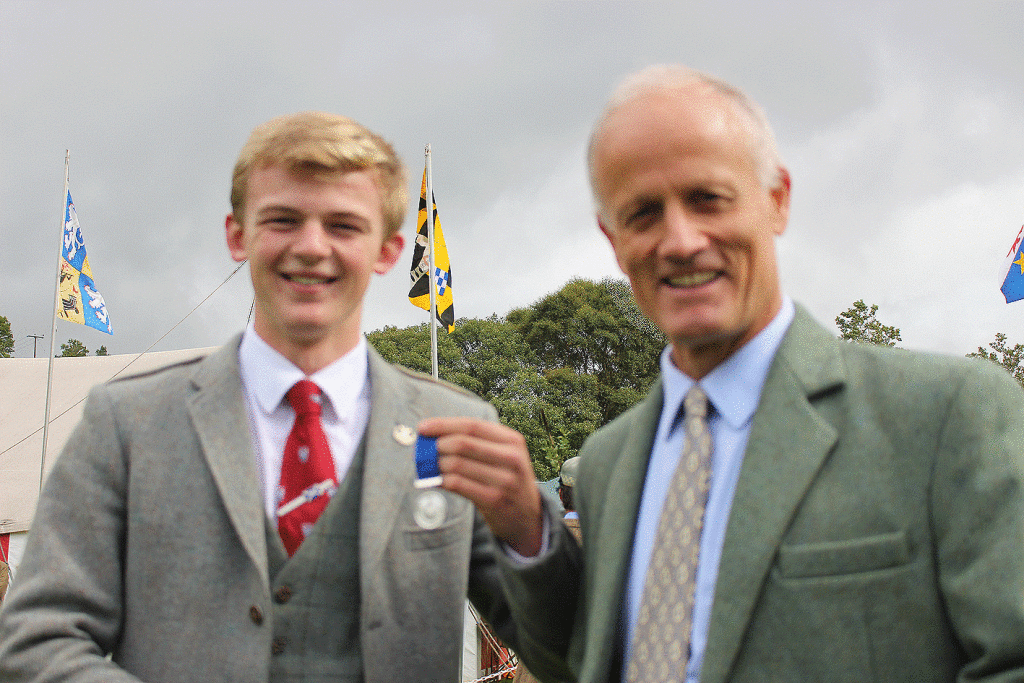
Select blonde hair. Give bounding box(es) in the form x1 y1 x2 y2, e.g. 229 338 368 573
231 112 408 237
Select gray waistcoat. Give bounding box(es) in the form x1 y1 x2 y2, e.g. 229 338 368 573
266 437 367 682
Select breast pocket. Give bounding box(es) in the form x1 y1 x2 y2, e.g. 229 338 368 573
401 489 472 551
776 529 912 579
743 529 933 681
404 519 465 550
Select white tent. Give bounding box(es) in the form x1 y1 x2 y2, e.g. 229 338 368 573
0 347 216 537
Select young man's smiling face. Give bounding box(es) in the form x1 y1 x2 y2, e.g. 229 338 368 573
226 163 404 369
593 85 790 378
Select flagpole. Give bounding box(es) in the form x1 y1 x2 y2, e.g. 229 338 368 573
40 151 69 491
425 145 439 379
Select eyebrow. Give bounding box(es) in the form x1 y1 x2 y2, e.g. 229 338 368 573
254 204 301 216
255 205 369 220
617 196 662 223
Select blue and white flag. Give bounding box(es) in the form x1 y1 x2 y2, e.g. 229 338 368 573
58 191 113 334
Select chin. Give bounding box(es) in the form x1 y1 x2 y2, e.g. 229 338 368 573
663 314 726 340
670 321 744 348
278 318 332 343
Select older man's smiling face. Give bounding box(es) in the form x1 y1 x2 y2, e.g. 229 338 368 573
594 84 790 378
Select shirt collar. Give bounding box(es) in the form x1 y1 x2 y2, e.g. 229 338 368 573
238 324 369 422
659 296 796 434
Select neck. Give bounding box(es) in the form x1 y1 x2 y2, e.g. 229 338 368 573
253 325 360 375
284 342 357 375
670 340 739 380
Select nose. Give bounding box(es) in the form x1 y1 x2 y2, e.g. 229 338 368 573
659 202 710 259
292 220 331 260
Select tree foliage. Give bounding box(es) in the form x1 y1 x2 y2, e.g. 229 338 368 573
0 315 13 358
508 278 664 425
835 300 901 347
59 338 89 357
968 333 1024 388
368 278 664 479
95 345 108 356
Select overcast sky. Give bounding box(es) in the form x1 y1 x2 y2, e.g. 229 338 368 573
3 1 1023 360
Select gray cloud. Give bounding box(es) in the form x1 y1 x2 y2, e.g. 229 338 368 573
3 0 1023 360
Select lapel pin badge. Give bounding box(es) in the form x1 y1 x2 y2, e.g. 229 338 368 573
393 424 416 446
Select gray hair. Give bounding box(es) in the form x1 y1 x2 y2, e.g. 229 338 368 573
587 65 784 216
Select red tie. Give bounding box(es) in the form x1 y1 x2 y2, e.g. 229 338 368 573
276 379 337 556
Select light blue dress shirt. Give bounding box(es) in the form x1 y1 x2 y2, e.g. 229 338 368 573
622 298 795 682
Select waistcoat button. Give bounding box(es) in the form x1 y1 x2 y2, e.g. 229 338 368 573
271 637 288 655
274 585 293 604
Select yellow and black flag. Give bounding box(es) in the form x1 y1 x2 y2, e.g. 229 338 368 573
408 168 454 332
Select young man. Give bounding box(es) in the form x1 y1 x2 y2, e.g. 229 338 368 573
0 112 517 683
429 66 1024 683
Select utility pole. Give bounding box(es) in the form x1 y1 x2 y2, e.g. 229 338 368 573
27 334 43 358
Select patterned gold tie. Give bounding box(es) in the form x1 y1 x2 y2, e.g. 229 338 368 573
627 385 713 683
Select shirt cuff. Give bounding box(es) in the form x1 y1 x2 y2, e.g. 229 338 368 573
502 510 553 565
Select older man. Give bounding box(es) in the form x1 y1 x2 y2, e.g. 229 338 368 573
428 65 1024 683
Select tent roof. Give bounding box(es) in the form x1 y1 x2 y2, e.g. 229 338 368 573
1 347 216 533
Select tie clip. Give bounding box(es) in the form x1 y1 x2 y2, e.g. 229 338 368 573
276 479 337 517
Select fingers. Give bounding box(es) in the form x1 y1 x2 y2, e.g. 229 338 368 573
421 417 532 476
418 416 522 447
418 416 544 555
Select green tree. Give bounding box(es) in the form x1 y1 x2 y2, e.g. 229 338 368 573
0 315 13 358
95 345 108 356
534 408 578 481
60 338 89 357
508 278 663 423
602 277 662 338
365 322 462 379
968 332 1024 388
446 315 536 398
835 300 901 347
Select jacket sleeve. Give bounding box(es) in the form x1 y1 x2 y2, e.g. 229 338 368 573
0 385 143 682
477 505 582 683
931 361 1024 680
461 397 581 683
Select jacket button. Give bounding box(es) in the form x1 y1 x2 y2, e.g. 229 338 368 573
271 637 287 655
274 585 292 604
249 606 263 625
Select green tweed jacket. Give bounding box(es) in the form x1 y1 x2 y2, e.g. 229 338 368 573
501 305 1024 683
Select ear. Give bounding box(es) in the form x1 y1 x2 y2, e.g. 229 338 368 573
225 214 248 263
598 215 628 273
769 167 791 237
374 232 405 275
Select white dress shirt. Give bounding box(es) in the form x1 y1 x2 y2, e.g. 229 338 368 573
237 325 372 521
623 297 795 682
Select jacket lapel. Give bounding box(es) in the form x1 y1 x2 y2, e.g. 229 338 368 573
187 336 270 586
359 349 419 574
699 308 844 683
582 381 664 683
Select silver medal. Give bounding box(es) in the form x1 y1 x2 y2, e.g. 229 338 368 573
413 490 447 530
